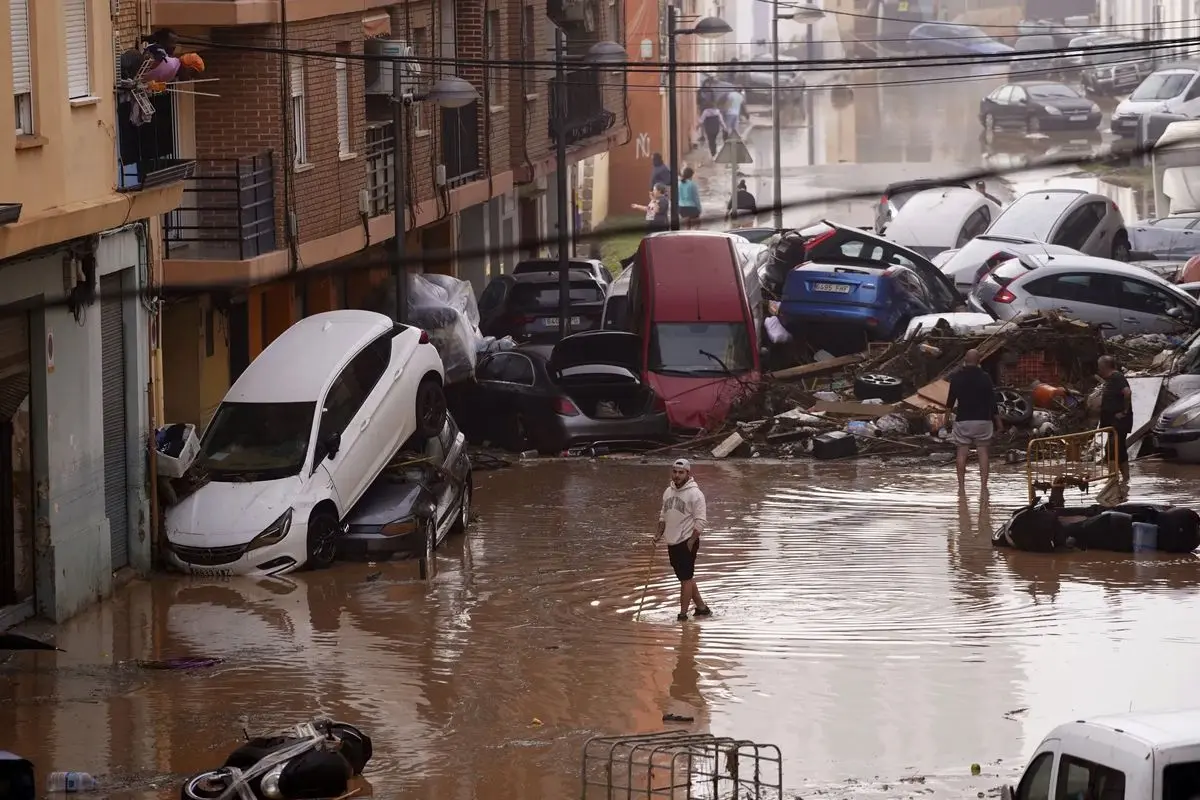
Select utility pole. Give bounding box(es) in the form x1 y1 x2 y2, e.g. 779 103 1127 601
554 26 572 336
771 0 783 229
666 5 681 231
391 57 409 325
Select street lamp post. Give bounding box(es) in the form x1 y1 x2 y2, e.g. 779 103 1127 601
666 11 731 231
552 35 627 335
771 3 824 230
391 71 478 324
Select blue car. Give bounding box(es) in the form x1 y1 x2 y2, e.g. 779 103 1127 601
908 22 1015 58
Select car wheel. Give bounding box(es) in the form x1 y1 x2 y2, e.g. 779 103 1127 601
1111 234 1131 262
854 373 905 404
415 377 448 439
996 388 1034 426
451 474 473 535
983 112 996 134
306 507 339 570
181 771 233 800
1025 116 1041 135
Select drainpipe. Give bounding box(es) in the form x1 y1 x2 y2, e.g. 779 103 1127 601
131 222 163 565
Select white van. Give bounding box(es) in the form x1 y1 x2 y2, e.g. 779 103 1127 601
1111 63 1200 138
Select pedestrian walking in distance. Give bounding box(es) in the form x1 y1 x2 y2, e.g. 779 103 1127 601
944 349 1004 493
656 459 711 621
697 105 727 162
1098 355 1133 483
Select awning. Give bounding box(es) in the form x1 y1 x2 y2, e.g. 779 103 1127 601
363 12 391 38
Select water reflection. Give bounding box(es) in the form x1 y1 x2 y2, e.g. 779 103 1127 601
2 460 1200 799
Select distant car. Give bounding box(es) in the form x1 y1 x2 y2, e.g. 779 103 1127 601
907 23 1014 58
1010 35 1064 79
165 310 448 577
875 178 1000 235
511 257 612 285
984 188 1131 261
1127 214 1200 260
735 54 805 105
1078 35 1153 95
448 332 670 454
969 253 1200 335
727 227 779 244
1111 64 1200 139
477 268 608 343
1153 389 1200 463
1063 32 1114 71
938 233 1083 297
338 415 471 559
980 82 1102 136
883 186 1000 259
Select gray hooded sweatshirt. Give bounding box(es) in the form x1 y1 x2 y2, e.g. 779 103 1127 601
659 477 707 546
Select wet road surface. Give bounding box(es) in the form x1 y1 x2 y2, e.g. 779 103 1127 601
4 458 1200 799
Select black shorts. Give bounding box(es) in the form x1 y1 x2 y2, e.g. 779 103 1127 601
667 539 699 581
680 207 701 219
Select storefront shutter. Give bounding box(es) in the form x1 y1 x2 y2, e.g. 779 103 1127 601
101 274 130 569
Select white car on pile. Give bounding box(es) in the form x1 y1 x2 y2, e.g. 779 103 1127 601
165 310 447 577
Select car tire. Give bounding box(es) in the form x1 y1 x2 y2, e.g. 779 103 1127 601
306 507 339 570
1111 233 1131 262
415 377 448 439
854 373 905 404
451 473 472 535
996 388 1034 426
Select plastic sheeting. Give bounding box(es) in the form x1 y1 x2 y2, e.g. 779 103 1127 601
407 274 482 384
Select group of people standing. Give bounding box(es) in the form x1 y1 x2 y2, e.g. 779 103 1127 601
632 152 757 232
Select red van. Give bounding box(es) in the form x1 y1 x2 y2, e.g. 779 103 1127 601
619 231 764 431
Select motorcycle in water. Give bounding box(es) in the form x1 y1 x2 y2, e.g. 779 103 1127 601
180 719 372 800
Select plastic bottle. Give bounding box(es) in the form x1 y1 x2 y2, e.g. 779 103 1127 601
46 772 98 793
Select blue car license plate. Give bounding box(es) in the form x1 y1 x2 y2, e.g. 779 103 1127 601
813 282 851 294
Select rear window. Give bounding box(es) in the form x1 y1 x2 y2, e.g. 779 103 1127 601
1164 761 1200 800
988 195 1077 241
510 282 604 310
989 259 1031 285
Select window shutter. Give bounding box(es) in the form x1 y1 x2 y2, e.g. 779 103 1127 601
335 58 350 154
10 0 31 95
289 58 304 97
64 0 90 98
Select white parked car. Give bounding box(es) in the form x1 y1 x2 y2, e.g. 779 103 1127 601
166 310 447 577
936 233 1083 297
882 186 1000 259
984 187 1132 261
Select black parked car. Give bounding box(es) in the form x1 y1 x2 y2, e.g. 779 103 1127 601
1010 35 1064 79
511 257 612 285
980 81 1101 136
447 331 670 454
478 268 607 343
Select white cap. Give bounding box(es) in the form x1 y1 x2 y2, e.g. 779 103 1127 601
672 458 691 471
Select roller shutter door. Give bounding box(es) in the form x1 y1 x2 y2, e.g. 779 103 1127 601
101 274 130 569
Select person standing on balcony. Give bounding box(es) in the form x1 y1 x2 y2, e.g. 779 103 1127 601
677 168 702 230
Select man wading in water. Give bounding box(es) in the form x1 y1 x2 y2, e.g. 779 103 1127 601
656 459 711 621
945 349 1004 494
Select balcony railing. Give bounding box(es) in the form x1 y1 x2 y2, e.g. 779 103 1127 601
441 102 482 187
364 122 396 217
162 153 278 261
116 92 196 192
548 70 617 146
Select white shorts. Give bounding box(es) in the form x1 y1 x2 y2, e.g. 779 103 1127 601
952 420 994 447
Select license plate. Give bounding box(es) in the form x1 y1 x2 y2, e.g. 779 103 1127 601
1069 115 1087 122
188 567 234 577
544 316 581 327
813 282 851 294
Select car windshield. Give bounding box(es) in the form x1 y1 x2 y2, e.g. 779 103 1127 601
1131 72 1194 100
648 322 754 376
1086 38 1134 64
987 195 1076 241
196 401 316 481
510 281 604 310
1030 84 1080 99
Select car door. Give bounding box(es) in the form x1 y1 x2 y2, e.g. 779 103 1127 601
1021 271 1124 331
476 352 538 446
314 342 390 514
478 278 511 336
1115 275 1196 334
1014 751 1055 800
1051 202 1105 254
1133 218 1192 258
1178 73 1200 117
992 86 1016 125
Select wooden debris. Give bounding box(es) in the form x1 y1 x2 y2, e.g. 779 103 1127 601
770 353 863 380
711 432 744 459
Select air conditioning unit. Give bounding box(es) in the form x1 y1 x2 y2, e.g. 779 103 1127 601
364 39 421 96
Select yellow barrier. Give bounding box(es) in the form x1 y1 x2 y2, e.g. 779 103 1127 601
1026 426 1121 505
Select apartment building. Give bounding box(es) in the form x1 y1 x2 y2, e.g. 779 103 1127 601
1 0 186 625
152 0 627 432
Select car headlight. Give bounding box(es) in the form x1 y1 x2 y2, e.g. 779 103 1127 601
248 508 293 551
1044 105 1062 115
1171 407 1200 429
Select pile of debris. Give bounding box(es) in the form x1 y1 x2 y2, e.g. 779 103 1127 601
678 312 1181 461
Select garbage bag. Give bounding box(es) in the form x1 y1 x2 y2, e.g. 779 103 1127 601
993 504 1064 552
759 230 807 296
407 274 481 384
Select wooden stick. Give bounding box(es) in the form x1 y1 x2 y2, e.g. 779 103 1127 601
332 790 361 800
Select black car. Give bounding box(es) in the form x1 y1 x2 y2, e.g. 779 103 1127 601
478 268 607 343
511 257 612 285
447 331 670 454
1010 35 1064 79
980 81 1101 136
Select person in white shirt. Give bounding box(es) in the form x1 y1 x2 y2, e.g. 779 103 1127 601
656 458 711 621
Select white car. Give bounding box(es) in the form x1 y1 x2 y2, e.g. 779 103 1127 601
166 310 447 577
882 186 1000 259
937 233 1083 297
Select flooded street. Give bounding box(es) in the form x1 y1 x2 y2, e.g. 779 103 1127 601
4 458 1200 798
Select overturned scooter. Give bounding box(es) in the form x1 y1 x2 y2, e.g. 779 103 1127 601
181 719 371 800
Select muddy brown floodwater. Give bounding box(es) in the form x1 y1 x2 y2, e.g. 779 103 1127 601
3 459 1200 799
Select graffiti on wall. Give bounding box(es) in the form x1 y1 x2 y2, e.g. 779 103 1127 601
635 132 652 159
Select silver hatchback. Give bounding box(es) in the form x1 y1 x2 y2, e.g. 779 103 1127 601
983 188 1132 261
969 253 1200 336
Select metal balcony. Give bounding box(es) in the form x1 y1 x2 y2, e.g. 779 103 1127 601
548 70 616 146
441 102 482 187
162 153 278 261
364 122 396 217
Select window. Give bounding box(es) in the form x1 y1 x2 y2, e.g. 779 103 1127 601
335 55 351 156
1026 273 1108 304
509 281 605 309
1055 755 1125 800
479 280 508 312
480 353 536 385
1014 752 1052 800
10 0 33 134
648 322 755 375
197 401 318 481
289 57 308 166
994 85 1014 104
63 0 90 99
839 240 885 261
1052 202 1106 250
1119 278 1188 317
411 28 429 132
1164 759 1200 799
317 341 390 444
486 9 503 106
522 5 536 93
958 208 992 246
1010 86 1027 103
1156 217 1198 229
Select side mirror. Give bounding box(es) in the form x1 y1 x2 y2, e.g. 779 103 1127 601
1166 306 1183 319
324 432 341 460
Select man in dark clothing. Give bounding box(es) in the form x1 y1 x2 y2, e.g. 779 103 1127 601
945 349 1004 493
649 153 671 190
727 179 758 228
1098 355 1133 482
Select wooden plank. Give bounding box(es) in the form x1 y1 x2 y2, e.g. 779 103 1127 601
711 432 745 459
810 400 897 418
902 378 952 409
770 353 864 380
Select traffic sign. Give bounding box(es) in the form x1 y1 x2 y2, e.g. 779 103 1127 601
715 130 753 165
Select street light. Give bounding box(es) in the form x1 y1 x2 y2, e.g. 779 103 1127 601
771 2 823 230
552 31 628 335
391 71 479 324
666 9 731 231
